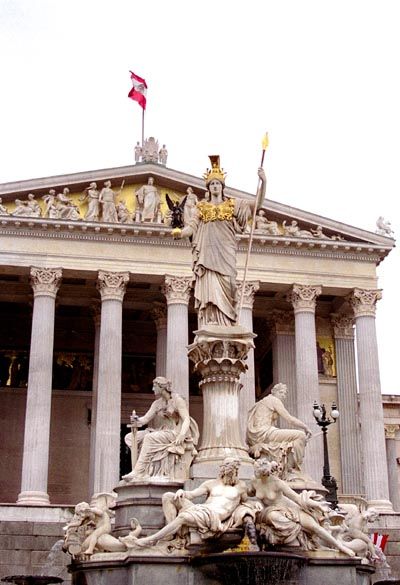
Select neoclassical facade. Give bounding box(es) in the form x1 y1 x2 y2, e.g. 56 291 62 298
0 155 397 521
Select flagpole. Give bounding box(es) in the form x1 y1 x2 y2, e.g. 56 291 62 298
237 134 268 324
141 108 145 147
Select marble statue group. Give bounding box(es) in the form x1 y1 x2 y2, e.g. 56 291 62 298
62 155 384 571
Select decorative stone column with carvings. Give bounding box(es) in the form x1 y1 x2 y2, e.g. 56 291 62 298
188 325 255 480
93 271 129 494
163 275 191 400
287 284 322 481
236 280 259 440
348 288 393 512
88 302 101 496
151 301 167 377
267 309 297 417
385 425 400 512
331 313 363 496
17 267 62 505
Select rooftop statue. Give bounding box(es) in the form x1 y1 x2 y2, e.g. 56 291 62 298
121 457 260 549
134 141 142 163
376 216 395 238
173 156 266 327
121 377 199 482
0 197 9 215
142 137 159 163
158 144 168 165
99 181 119 223
247 383 311 479
250 459 355 556
254 209 280 235
56 188 81 220
80 182 100 222
135 177 161 223
183 187 198 226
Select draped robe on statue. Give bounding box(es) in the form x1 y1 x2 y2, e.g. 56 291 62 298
189 198 251 327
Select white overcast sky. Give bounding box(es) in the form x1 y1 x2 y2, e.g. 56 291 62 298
0 0 399 393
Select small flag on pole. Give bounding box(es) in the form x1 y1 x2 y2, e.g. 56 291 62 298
128 71 147 110
262 132 269 151
372 532 389 552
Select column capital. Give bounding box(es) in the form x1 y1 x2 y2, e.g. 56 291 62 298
385 424 400 440
287 284 322 314
331 313 355 339
348 288 382 318
30 267 62 298
97 270 129 302
162 275 192 305
236 280 260 310
151 301 167 329
266 309 295 335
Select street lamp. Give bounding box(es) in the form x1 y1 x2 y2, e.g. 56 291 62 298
312 401 340 509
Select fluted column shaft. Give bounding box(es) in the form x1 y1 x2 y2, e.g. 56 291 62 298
270 310 297 417
287 284 322 480
151 302 167 377
237 281 259 441
89 304 101 496
349 288 392 512
163 275 191 400
331 314 363 495
93 271 129 493
17 267 62 505
385 425 400 512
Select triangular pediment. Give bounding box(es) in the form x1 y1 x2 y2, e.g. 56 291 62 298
0 162 395 262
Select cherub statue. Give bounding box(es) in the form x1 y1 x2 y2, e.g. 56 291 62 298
376 216 394 238
165 193 187 229
63 493 126 558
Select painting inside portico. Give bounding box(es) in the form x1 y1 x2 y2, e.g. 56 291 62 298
0 141 399 584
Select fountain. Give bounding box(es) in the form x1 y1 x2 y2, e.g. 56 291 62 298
60 156 379 585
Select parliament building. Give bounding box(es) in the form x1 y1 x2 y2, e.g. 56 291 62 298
0 141 398 579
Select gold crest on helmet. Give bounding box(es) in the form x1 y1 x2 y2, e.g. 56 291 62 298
203 155 227 186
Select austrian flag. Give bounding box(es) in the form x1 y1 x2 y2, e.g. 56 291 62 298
128 71 147 110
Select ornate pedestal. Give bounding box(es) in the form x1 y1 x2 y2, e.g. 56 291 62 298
188 325 255 480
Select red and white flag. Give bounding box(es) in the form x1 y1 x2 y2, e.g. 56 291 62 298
128 71 147 110
372 532 389 552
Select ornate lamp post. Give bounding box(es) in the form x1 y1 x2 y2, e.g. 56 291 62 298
313 401 340 508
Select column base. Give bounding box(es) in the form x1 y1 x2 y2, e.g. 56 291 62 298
16 490 51 505
367 499 395 513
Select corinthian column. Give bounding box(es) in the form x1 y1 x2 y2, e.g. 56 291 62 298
268 309 296 417
151 302 167 377
17 267 62 505
287 284 322 480
88 302 101 496
163 275 191 400
236 281 259 440
349 288 393 511
93 271 129 493
385 425 400 512
331 313 363 495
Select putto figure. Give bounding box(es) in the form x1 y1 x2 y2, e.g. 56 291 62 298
121 376 199 482
247 383 312 478
173 156 266 327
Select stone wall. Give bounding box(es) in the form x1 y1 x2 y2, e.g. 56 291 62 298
0 521 70 584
